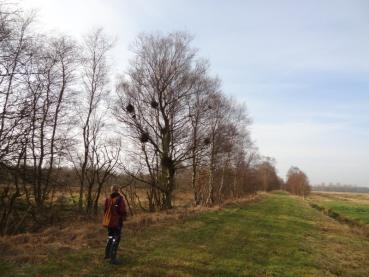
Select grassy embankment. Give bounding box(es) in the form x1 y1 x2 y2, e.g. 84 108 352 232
1 192 369 276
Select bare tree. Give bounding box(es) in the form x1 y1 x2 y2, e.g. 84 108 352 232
92 140 121 214
255 157 281 192
0 5 33 164
71 28 115 213
0 5 35 234
187 75 218 205
0 5 77 232
285 166 311 198
115 32 212 209
203 92 231 205
0 10 268 233
22 35 76 212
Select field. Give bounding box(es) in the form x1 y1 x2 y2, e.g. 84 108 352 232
308 192 369 227
1 192 369 276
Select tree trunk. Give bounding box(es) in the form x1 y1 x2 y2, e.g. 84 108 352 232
206 141 216 206
191 155 200 205
160 158 175 209
218 164 226 203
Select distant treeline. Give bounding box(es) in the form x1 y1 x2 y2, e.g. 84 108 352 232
312 184 369 193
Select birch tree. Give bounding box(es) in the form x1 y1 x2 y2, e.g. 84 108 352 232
115 32 210 209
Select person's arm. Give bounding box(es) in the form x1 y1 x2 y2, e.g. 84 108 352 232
118 196 127 220
104 198 108 214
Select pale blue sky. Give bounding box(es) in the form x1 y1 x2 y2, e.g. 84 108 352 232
22 0 369 186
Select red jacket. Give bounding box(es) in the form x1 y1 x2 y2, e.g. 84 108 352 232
103 192 127 228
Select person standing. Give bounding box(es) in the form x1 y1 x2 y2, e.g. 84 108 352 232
102 185 127 265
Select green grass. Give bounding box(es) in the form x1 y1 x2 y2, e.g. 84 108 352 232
2 193 369 276
309 192 369 226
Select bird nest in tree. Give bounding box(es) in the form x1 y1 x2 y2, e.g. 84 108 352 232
204 138 211 145
161 156 173 167
150 100 159 109
126 103 135 113
140 132 150 143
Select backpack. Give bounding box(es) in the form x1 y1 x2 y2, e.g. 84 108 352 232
102 197 116 227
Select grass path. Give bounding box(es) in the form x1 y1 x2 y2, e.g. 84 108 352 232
2 192 369 276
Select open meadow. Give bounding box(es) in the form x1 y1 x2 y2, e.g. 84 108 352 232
1 192 369 277
308 192 369 228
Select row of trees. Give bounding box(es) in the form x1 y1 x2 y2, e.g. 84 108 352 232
114 32 261 210
0 3 311 235
313 183 369 193
0 4 121 234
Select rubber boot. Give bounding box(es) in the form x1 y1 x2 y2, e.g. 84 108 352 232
109 237 122 265
104 237 113 259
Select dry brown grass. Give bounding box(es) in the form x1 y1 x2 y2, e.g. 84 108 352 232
0 194 259 264
312 191 369 204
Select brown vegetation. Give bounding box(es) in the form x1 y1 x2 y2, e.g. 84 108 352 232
284 166 311 197
0 192 259 264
